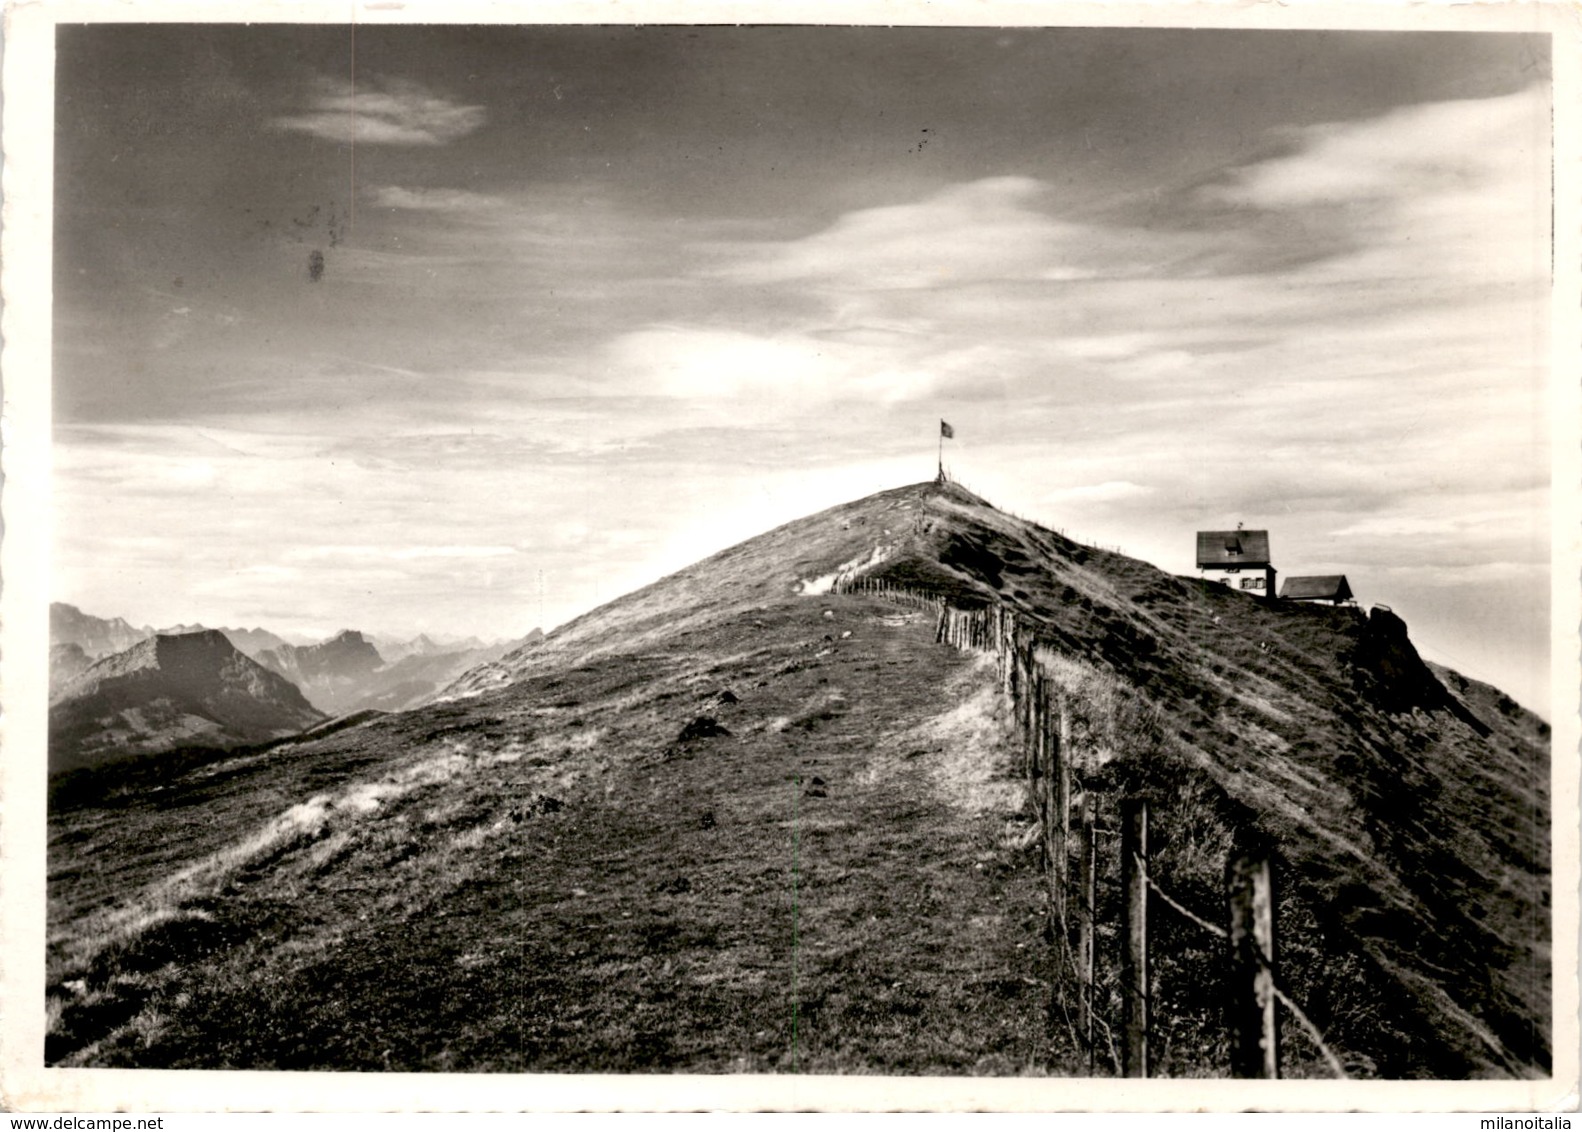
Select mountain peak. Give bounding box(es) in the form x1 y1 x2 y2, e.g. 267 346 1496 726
445 479 1040 698
49 630 324 773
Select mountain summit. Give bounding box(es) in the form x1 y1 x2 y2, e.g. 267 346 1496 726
46 481 1548 1077
49 629 326 773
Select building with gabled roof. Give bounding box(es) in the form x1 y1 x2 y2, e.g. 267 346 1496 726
1196 529 1271 568
1279 574 1354 605
1196 528 1276 600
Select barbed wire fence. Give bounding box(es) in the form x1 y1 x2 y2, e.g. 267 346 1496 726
830 574 1350 1079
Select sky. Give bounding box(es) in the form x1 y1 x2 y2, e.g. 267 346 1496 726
51 24 1555 716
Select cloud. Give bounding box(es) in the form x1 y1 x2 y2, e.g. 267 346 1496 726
287 545 519 561
1042 481 1155 506
604 325 937 405
55 83 1553 714
1203 87 1549 285
367 186 505 212
1207 90 1544 212
272 77 486 146
713 176 1182 291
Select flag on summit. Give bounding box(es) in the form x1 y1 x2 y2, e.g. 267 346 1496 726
940 420 954 439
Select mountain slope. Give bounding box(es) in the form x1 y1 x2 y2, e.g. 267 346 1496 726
49 630 327 773
45 482 1548 1077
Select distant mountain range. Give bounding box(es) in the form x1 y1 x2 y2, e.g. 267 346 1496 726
368 632 509 661
47 603 542 766
157 622 291 658
255 629 542 716
255 630 385 716
50 602 292 661
50 603 151 658
49 630 326 774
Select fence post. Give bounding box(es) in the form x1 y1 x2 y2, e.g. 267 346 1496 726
1121 797 1150 1078
1022 644 1037 774
1008 620 1023 702
1007 619 1016 689
1227 849 1280 1079
1023 656 1037 780
1032 670 1048 864
1046 694 1063 931
1054 698 1071 930
1078 789 1097 1070
1040 684 1052 864
1021 644 1033 775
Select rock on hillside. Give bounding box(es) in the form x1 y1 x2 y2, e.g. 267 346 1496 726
49 630 326 774
46 482 1550 1079
50 602 150 658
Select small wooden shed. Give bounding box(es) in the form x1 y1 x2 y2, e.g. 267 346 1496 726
1279 575 1354 605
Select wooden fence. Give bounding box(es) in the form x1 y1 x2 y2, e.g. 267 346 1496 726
838 578 1347 1079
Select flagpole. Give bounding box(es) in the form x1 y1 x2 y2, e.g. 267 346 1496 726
938 422 943 482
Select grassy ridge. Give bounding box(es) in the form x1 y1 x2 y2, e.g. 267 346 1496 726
47 480 1550 1077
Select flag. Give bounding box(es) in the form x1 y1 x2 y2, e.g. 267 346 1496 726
940 420 954 439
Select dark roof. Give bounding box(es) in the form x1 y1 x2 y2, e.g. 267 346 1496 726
1279 575 1353 601
1196 530 1271 568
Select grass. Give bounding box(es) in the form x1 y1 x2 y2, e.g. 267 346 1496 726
46 479 1551 1078
49 592 1064 1072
